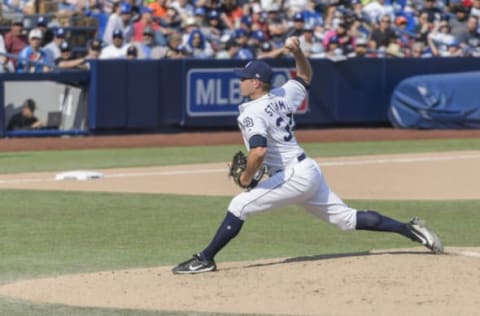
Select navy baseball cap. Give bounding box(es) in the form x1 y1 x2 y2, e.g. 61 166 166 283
293 12 304 22
208 10 220 20
60 41 71 52
252 30 266 41
194 7 206 16
234 28 248 38
241 15 253 27
235 60 273 83
112 28 123 38
55 27 66 38
127 45 137 56
37 16 47 27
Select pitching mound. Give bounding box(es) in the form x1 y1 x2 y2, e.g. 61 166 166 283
0 247 479 315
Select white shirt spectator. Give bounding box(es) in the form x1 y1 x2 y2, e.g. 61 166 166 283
44 41 61 60
99 44 128 59
0 34 14 72
284 0 309 15
362 0 395 24
103 3 133 45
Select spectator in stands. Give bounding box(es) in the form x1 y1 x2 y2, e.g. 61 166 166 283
36 16 54 47
132 6 160 42
44 28 67 62
163 31 187 58
471 0 480 19
427 19 457 56
395 16 414 49
232 28 254 59
0 31 14 72
79 39 103 68
220 0 243 29
58 0 76 14
4 18 28 68
103 2 134 45
286 12 306 38
324 35 348 61
201 10 226 50
7 99 43 131
238 15 253 34
158 5 183 37
193 7 208 30
362 0 395 25
126 45 138 59
347 36 370 57
17 29 53 73
449 4 470 41
457 16 480 50
413 11 433 44
89 39 103 55
299 24 323 57
185 29 215 58
369 15 397 50
132 27 166 59
323 20 354 54
215 39 238 58
170 0 195 21
256 41 288 58
284 0 310 17
419 0 444 24
100 29 128 58
247 30 267 57
149 0 169 19
410 41 431 57
267 10 290 48
181 17 201 46
55 41 88 69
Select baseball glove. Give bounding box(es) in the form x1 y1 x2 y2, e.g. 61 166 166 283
229 151 265 190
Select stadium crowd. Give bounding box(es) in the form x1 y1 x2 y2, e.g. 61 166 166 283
0 0 479 71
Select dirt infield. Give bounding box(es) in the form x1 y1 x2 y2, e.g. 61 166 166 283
1 129 480 315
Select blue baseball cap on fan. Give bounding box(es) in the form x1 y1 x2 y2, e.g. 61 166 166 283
120 2 132 14
235 60 273 83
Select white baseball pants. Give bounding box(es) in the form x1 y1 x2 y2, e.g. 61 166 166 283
228 157 357 231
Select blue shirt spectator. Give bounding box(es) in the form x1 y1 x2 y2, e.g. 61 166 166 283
17 29 53 73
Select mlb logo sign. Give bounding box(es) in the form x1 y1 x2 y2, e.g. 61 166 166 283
187 68 309 117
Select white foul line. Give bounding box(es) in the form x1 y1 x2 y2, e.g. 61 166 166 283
0 153 480 185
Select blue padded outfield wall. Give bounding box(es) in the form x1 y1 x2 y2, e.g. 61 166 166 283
389 71 480 129
3 58 480 137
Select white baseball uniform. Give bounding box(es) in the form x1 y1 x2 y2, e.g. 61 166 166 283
228 78 357 231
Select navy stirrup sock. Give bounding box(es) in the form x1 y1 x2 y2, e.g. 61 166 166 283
356 210 416 240
200 212 244 261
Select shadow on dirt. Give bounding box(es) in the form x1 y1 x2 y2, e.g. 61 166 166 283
242 249 434 269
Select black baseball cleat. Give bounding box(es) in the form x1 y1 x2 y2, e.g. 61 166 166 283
407 217 444 254
172 254 217 274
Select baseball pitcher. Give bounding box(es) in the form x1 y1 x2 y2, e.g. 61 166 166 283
172 36 443 274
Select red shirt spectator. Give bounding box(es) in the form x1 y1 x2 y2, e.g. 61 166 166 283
4 19 28 67
132 7 160 42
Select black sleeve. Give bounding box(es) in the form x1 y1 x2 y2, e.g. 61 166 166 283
293 77 310 90
249 134 267 148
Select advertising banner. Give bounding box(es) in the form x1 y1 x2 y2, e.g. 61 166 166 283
186 68 308 117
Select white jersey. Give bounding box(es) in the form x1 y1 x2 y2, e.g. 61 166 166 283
230 77 357 231
237 79 307 174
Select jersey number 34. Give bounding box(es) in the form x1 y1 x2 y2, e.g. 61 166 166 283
276 113 294 142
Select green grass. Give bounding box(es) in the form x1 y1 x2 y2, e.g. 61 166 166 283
0 137 479 174
0 191 479 315
0 190 479 315
0 138 479 315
